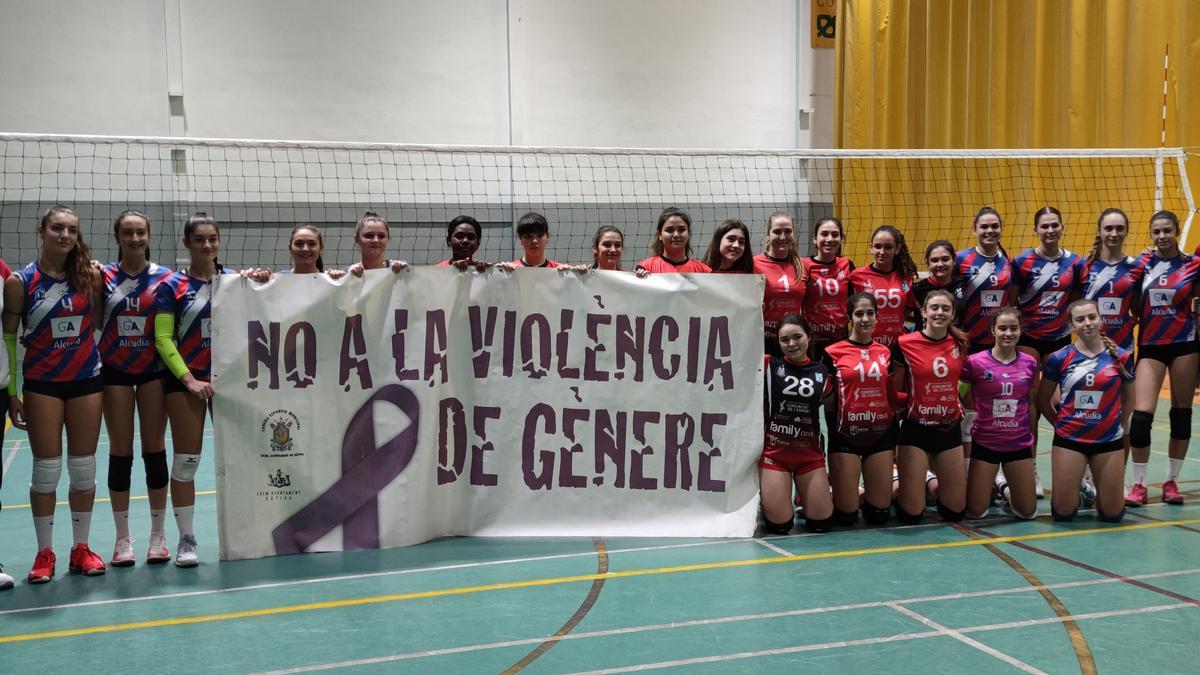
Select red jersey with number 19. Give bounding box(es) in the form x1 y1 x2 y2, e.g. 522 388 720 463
823 339 895 444
849 265 912 346
802 256 854 343
890 332 965 426
753 253 806 340
15 263 101 382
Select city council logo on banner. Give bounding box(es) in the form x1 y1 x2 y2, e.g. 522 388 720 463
260 410 303 458
257 469 301 502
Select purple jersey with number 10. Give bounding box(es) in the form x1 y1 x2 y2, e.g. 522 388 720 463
960 350 1037 450
1042 344 1134 444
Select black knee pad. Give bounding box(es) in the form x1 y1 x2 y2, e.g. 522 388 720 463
833 509 859 527
1051 506 1077 522
107 454 134 492
936 500 965 522
861 502 890 526
1130 410 1154 448
1097 506 1126 523
894 501 924 525
762 517 794 535
1169 407 1192 440
143 451 169 490
804 515 835 533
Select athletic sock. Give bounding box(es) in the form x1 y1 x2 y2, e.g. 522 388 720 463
33 515 54 550
113 510 130 539
1132 461 1148 486
174 505 195 538
150 508 166 535
1166 458 1185 484
70 511 92 546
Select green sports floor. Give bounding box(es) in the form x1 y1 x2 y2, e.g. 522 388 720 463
1 399 1198 674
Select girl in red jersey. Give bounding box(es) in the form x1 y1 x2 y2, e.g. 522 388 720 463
823 293 897 526
3 205 108 582
849 225 917 346
100 210 175 566
802 216 854 354
906 240 967 332
155 212 266 566
1038 299 1135 522
348 210 408 276
437 215 489 270
753 212 807 356
1125 210 1200 507
760 314 835 534
588 226 649 277
702 219 753 273
890 289 968 523
960 307 1039 520
636 207 712 274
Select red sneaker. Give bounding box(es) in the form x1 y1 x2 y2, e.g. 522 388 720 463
69 544 107 576
1125 483 1148 508
1162 480 1184 505
28 548 56 584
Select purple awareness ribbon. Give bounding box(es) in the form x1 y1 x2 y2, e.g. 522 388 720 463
272 384 420 554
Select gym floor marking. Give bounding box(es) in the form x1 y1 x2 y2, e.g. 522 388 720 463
2 518 1196 645
255 569 1200 673
887 603 1046 674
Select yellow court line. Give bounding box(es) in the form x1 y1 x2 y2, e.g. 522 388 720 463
5 490 218 510
2 518 1197 645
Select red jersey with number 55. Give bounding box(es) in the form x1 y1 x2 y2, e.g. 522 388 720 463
753 253 806 339
849 265 912 346
890 332 965 425
823 339 895 444
802 256 854 343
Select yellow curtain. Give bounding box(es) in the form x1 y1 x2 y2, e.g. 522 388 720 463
834 0 1200 259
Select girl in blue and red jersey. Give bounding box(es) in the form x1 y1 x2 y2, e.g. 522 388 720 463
960 307 1039 520
1080 208 1144 351
1126 210 1200 507
802 216 854 354
849 225 916 347
751 212 806 356
956 207 1012 353
154 212 230 567
100 210 175 567
3 205 107 582
1011 206 1086 361
637 207 711 274
906 239 967 333
760 314 834 535
823 293 897 526
890 289 968 523
1038 299 1135 522
347 210 409 276
702 219 754 274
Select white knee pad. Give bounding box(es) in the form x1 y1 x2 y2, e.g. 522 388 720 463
1011 504 1038 521
67 455 97 492
966 506 990 520
30 457 63 494
171 453 201 482
960 409 977 443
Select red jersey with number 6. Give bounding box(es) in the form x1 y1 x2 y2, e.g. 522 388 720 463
849 265 912 346
890 332 965 425
823 339 895 444
802 256 854 343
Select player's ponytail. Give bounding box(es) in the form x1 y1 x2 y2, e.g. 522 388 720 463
1099 334 1133 380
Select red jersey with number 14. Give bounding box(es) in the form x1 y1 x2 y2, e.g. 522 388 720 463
890 332 965 426
753 253 806 339
802 256 854 343
849 265 912 346
823 339 895 444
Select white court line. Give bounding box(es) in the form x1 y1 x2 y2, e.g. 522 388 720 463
889 603 1046 674
254 568 1200 674
568 604 1197 674
3 438 21 475
752 538 795 557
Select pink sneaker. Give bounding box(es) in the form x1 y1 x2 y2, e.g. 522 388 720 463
1125 483 1148 508
110 535 135 567
146 531 170 564
69 544 107 576
1162 480 1184 505
28 548 56 584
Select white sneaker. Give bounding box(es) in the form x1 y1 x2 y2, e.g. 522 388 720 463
1079 478 1097 509
0 563 14 590
110 535 136 567
175 535 199 568
146 532 170 564
1034 467 1045 500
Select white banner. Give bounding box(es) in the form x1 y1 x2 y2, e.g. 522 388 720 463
211 268 764 560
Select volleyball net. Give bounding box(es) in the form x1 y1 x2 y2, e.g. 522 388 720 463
0 133 1194 270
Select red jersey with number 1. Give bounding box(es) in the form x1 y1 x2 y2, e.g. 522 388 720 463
753 253 806 339
849 265 912 346
890 332 965 425
823 339 895 444
802 256 854 343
